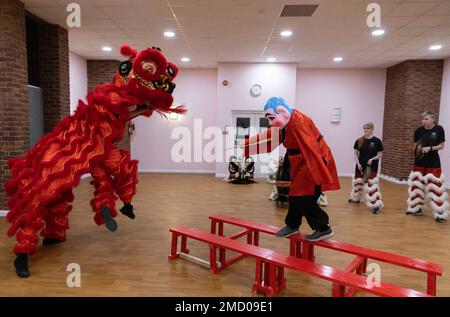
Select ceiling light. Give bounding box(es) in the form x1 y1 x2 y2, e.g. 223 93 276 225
333 56 343 62
102 46 112 52
429 44 442 50
164 31 175 38
267 57 276 62
280 30 293 37
372 29 385 36
181 57 190 62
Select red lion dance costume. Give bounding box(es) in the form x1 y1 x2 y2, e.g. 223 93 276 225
5 45 185 278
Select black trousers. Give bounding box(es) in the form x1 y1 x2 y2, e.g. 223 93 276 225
285 185 330 232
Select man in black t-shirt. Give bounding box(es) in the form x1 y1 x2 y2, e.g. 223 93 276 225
406 111 448 223
348 123 384 214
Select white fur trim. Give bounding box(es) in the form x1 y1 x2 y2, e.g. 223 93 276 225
424 172 446 185
426 191 449 204
408 179 425 190
406 204 423 213
430 200 450 212
425 182 447 195
367 177 379 185
408 171 424 180
407 196 424 208
366 191 382 202
367 199 384 209
352 178 364 187
432 209 449 220
408 187 425 198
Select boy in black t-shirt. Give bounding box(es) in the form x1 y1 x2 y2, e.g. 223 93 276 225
348 122 384 214
406 111 448 223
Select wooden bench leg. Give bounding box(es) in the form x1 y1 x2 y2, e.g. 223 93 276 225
210 219 217 234
253 260 276 296
302 242 316 262
210 244 218 273
168 232 179 261
253 259 263 294
332 284 346 297
247 230 253 245
361 258 368 274
253 231 259 247
218 222 226 265
276 266 286 292
296 241 303 258
289 239 296 257
427 273 437 296
181 236 189 254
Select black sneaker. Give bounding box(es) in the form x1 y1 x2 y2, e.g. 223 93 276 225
348 199 360 203
43 237 64 246
101 205 118 232
372 207 380 214
14 253 30 278
275 226 299 238
305 229 334 242
120 203 136 220
406 209 422 216
436 217 446 223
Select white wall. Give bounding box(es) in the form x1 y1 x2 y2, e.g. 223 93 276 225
130 65 388 176
131 68 218 172
69 52 87 114
439 58 450 186
296 69 387 175
216 62 297 175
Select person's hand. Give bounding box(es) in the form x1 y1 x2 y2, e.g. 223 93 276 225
367 159 373 166
422 146 431 154
357 163 362 171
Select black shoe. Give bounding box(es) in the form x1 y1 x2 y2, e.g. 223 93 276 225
436 217 446 223
348 199 360 203
14 253 30 278
275 226 299 238
120 203 136 220
305 228 334 242
43 238 64 246
372 207 380 214
100 205 118 232
406 209 422 216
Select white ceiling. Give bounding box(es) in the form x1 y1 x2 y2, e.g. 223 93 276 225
24 0 450 68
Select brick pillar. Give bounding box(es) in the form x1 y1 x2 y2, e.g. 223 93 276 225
87 59 130 151
0 0 29 210
38 23 70 133
382 60 444 179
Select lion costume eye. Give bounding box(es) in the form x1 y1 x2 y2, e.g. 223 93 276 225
141 61 157 74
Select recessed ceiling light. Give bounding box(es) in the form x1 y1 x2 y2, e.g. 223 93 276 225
102 46 112 52
429 44 442 50
181 57 190 62
164 31 175 38
267 57 276 62
333 56 343 62
280 30 293 37
372 29 385 36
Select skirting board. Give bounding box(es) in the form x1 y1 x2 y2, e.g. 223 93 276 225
139 169 215 174
0 210 8 217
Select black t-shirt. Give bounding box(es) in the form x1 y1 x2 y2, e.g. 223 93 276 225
414 125 445 168
353 137 383 171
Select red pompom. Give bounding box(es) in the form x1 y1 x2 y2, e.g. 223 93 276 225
120 44 137 58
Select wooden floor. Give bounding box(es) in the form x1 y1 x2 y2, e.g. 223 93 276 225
0 174 449 296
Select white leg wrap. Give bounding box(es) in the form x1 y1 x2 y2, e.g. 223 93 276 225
350 177 364 201
364 177 383 210
406 170 425 213
424 173 449 220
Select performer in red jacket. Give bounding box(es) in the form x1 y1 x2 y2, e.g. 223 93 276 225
243 97 340 241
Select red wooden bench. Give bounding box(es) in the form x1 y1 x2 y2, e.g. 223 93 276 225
168 226 429 297
209 214 443 296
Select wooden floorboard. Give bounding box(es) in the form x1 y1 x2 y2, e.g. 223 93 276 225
0 174 448 296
